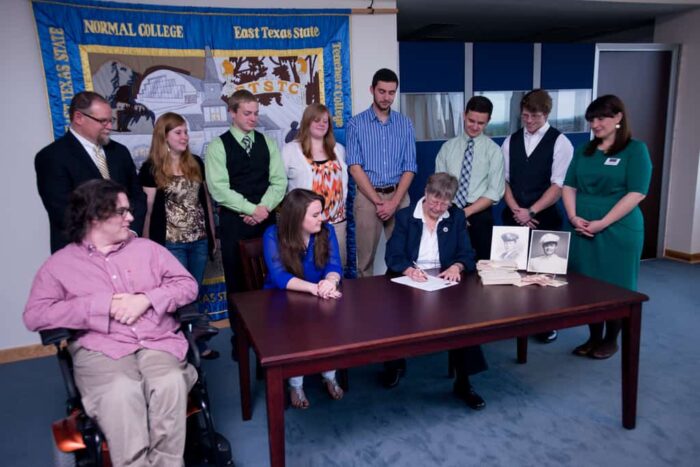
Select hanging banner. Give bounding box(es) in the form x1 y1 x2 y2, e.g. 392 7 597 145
32 0 352 165
32 0 353 318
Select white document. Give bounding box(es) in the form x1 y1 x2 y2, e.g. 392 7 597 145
390 274 458 291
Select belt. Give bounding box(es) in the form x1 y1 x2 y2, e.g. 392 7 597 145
374 185 397 194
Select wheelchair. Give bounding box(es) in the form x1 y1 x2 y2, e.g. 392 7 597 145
40 304 234 467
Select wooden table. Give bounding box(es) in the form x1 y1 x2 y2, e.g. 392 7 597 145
232 273 648 467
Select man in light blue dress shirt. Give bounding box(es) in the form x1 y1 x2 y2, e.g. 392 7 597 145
346 68 417 277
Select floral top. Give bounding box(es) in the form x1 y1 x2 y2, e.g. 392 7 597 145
165 176 206 243
310 159 345 223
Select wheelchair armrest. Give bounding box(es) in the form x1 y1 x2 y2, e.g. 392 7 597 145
175 302 201 325
39 328 74 346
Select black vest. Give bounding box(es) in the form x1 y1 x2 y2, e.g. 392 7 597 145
509 126 560 208
220 130 270 205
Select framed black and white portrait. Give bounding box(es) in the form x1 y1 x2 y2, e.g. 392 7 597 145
527 230 571 275
490 226 530 270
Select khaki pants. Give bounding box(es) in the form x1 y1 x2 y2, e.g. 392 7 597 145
69 344 197 467
331 219 348 267
353 189 409 277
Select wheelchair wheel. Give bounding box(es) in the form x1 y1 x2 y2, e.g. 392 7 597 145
52 443 77 467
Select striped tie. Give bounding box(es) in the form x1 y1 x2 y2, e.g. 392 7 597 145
241 135 252 155
93 145 110 179
454 138 474 209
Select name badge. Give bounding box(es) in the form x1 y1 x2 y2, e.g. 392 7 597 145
604 157 621 166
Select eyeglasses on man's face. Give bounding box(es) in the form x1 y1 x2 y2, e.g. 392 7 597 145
114 207 134 218
80 111 113 127
520 111 546 122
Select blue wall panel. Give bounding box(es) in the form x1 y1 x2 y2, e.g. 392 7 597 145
399 41 464 92
409 141 444 202
473 43 533 91
567 132 592 150
541 43 595 90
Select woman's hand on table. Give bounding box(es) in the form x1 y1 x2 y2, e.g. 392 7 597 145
438 264 462 282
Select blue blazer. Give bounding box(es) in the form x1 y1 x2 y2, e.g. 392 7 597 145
385 204 476 275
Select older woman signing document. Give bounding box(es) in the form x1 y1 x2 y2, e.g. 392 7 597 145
383 173 488 410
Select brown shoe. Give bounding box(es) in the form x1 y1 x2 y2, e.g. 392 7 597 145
590 341 619 359
323 377 344 401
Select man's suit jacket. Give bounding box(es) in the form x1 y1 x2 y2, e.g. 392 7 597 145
35 130 146 252
385 204 476 275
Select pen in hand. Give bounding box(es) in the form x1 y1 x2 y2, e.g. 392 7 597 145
411 261 429 282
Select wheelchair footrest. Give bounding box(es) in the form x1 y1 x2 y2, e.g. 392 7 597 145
52 411 86 453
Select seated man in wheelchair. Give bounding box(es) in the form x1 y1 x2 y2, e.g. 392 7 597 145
24 179 200 467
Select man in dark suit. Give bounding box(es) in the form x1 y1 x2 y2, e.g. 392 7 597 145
35 91 146 252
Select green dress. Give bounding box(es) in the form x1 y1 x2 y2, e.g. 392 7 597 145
563 139 652 291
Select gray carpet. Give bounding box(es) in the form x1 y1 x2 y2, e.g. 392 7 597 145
2 259 698 466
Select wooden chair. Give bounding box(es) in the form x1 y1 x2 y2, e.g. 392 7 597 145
229 238 267 381
235 237 349 391
239 238 267 291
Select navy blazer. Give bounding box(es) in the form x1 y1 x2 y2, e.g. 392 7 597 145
35 130 146 252
385 203 476 275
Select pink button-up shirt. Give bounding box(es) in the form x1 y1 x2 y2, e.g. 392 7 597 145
24 237 198 361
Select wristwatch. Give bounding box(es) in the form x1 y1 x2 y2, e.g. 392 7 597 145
528 209 537 218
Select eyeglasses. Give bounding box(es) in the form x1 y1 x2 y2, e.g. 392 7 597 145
521 112 545 121
114 207 134 218
80 111 113 127
425 196 451 210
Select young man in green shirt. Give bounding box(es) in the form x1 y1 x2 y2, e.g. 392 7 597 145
435 96 504 260
205 90 287 295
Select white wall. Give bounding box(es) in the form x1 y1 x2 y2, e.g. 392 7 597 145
0 0 397 351
1 0 57 350
654 8 700 255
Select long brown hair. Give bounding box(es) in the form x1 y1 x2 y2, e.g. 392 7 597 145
584 95 632 156
147 112 202 188
277 189 330 278
295 103 337 162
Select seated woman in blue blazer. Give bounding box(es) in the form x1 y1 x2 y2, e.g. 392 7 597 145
384 172 488 410
263 188 344 409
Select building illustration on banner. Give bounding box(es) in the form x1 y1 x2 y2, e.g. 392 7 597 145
90 47 321 168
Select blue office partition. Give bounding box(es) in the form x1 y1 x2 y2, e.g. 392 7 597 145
473 43 534 91
541 43 595 90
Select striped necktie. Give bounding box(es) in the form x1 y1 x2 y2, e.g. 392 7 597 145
454 138 474 209
241 134 252 155
93 145 110 179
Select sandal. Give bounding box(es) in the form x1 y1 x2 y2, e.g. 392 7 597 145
323 377 344 401
289 386 310 409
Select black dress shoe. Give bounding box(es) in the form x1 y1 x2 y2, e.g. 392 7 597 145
453 382 486 410
536 330 558 343
381 367 404 389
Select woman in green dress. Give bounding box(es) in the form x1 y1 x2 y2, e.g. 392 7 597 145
562 95 652 359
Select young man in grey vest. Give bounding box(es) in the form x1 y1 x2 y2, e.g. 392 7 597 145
501 89 573 343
